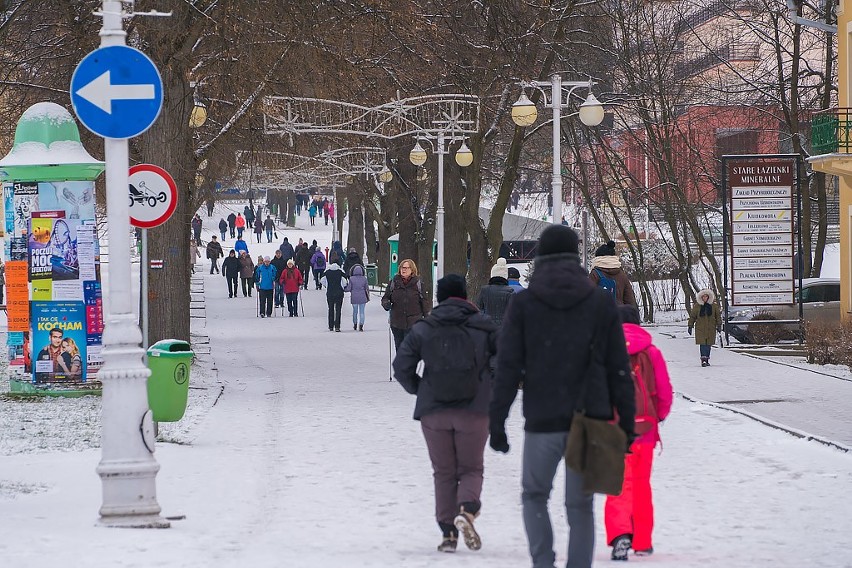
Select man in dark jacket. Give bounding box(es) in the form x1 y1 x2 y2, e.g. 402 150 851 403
489 225 635 568
295 243 313 290
476 257 514 327
221 250 241 298
393 274 497 554
278 237 295 263
270 250 287 308
342 247 363 276
227 212 237 238
205 236 223 274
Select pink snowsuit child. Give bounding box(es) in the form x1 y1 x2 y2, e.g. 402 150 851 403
605 307 673 559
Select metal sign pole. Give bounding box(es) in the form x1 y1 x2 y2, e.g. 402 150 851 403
142 228 148 351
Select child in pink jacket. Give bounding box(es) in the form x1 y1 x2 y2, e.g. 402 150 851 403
606 305 674 561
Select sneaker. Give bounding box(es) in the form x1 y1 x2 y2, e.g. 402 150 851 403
453 509 481 551
437 536 457 553
611 534 631 561
634 548 654 557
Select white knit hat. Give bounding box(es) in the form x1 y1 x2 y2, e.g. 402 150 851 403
490 257 508 280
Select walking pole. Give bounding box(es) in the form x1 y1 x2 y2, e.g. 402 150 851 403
388 323 393 382
299 288 305 317
256 288 259 318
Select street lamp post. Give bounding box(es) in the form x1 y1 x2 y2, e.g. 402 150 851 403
511 75 605 225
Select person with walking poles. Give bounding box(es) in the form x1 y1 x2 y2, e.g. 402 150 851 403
489 225 636 568
392 274 498 553
221 250 241 299
205 235 223 274
321 256 348 332
255 256 277 318
605 304 673 561
345 264 370 331
687 288 722 367
238 251 255 297
280 259 304 317
381 259 429 350
310 247 327 290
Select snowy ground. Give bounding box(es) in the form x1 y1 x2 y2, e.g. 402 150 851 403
0 200 850 567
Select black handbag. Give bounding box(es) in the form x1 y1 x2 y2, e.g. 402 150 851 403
564 295 627 496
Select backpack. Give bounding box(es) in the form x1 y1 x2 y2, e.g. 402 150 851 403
314 254 326 269
630 349 658 435
421 322 480 403
594 268 617 299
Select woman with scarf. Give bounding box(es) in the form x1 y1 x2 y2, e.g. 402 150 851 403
687 288 722 366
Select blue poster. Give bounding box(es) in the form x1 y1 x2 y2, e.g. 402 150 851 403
31 301 86 384
3 183 14 234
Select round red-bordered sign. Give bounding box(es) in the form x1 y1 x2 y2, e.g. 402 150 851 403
128 164 178 228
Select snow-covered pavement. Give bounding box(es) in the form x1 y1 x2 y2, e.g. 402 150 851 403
1 201 851 567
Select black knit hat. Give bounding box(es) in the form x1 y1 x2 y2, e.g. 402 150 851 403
537 225 579 256
507 266 521 280
436 274 467 302
595 240 617 257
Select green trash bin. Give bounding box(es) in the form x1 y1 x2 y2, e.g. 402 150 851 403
365 263 378 287
146 339 193 422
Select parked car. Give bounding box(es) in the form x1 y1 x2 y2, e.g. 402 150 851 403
726 277 840 343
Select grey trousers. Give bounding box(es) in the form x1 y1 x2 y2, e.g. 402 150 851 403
421 409 489 526
522 431 595 568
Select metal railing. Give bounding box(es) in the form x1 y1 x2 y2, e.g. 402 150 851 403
674 43 760 78
811 108 852 154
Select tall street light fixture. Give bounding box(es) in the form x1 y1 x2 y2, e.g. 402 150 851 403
409 133 473 281
511 75 604 226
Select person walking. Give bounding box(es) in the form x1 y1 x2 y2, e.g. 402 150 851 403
311 247 327 290
221 250 241 298
342 247 363 277
381 259 429 350
489 225 636 568
392 274 498 553
218 218 228 241
271 250 287 308
605 304 673 561
238 251 255 297
280 259 304 317
206 199 214 217
235 212 246 239
329 240 345 267
507 266 524 292
345 264 370 331
328 201 335 224
687 288 721 367
191 214 202 245
255 256 277 318
278 236 295 263
244 204 255 227
476 257 514 327
321 256 348 332
188 239 200 275
253 217 263 243
205 235 223 274
295 242 312 291
227 212 237 238
589 240 638 307
264 215 275 243
322 197 330 225
308 200 317 226
234 235 249 257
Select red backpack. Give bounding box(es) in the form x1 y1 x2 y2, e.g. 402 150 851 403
631 349 658 435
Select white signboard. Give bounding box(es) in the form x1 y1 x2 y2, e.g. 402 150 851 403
733 210 791 222
732 244 793 257
732 221 793 234
734 292 795 305
733 257 792 269
731 186 792 198
733 280 794 293
734 268 794 281
731 198 792 211
732 233 792 246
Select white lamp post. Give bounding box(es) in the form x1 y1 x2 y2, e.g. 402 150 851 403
409 133 473 281
512 75 604 225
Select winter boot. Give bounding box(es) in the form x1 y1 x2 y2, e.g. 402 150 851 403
701 356 709 367
354 323 358 331
454 504 481 551
437 535 457 553
359 324 364 332
634 547 654 557
611 534 631 561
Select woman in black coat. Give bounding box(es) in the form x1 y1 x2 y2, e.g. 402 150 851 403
381 259 429 350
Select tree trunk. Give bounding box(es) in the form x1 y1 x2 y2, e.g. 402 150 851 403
347 187 365 258
363 195 379 265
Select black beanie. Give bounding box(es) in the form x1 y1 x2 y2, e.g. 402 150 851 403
507 266 521 280
595 240 617 257
436 274 467 302
618 304 641 325
537 225 579 256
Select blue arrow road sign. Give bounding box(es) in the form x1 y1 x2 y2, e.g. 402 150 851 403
70 45 163 140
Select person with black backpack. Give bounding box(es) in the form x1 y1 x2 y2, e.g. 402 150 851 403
590 240 637 307
392 274 497 554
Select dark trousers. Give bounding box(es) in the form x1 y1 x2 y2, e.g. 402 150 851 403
229 226 235 238
255 231 262 243
313 268 324 289
327 295 343 330
286 292 299 315
324 214 329 225
391 326 410 351
421 410 489 527
241 277 253 296
299 267 310 289
274 282 283 306
310 215 315 226
226 275 238 297
209 258 219 274
259 288 273 316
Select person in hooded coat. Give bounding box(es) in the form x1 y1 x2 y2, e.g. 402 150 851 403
295 243 313 290
604 305 673 561
310 248 327 289
238 251 255 297
589 240 637 307
227 212 237 238
345 264 370 331
392 274 498 554
221 250 241 298
278 237 296 262
218 218 228 241
476 257 515 327
321 257 348 331
343 248 363 276
687 288 721 366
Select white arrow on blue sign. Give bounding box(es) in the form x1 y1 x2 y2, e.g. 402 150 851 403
70 45 163 140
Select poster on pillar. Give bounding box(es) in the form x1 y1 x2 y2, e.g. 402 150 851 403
1 180 102 388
